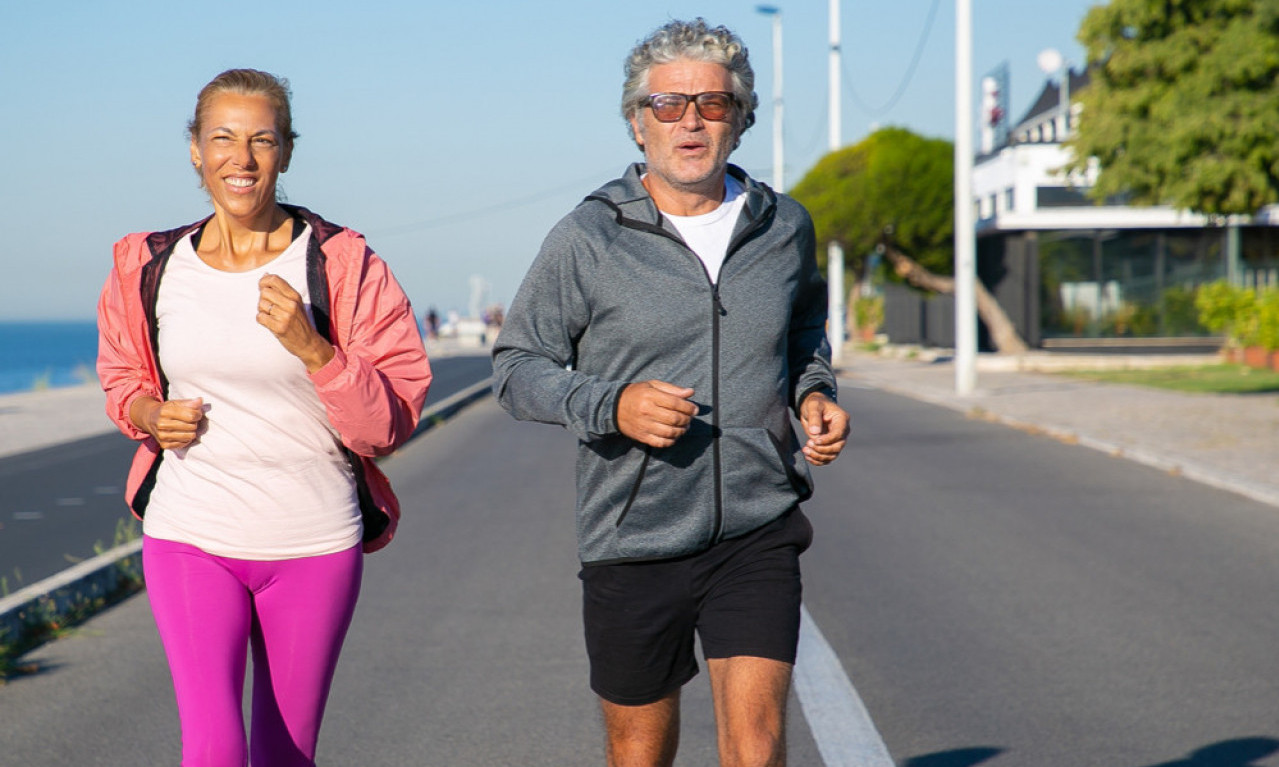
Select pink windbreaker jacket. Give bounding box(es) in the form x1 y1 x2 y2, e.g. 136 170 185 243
96 205 431 553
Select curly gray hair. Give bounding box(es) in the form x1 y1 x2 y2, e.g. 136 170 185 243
621 18 758 148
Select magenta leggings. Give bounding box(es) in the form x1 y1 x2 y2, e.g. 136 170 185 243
143 536 362 767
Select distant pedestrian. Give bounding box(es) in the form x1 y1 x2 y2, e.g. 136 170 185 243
426 307 440 340
96 68 430 766
492 19 848 766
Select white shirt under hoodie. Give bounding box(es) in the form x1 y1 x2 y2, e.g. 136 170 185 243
144 225 361 560
662 175 747 284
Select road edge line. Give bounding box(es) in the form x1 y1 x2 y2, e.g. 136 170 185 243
794 603 895 767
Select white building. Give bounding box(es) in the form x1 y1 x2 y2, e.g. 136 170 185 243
959 67 1279 349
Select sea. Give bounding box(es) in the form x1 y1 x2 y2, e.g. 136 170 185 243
0 320 100 395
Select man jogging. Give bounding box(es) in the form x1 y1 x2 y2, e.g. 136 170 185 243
492 18 849 766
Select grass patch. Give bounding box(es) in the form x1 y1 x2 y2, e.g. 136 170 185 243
1061 364 1279 394
0 518 143 683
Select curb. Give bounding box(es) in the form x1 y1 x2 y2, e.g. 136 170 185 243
0 379 493 659
0 539 143 657
842 373 1279 511
409 378 492 440
973 409 1279 511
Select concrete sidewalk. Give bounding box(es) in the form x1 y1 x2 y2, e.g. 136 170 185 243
0 336 490 460
838 348 1279 509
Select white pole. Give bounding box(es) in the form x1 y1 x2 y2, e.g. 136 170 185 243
772 12 784 191
1060 63 1070 136
828 0 841 150
827 0 845 366
954 0 977 395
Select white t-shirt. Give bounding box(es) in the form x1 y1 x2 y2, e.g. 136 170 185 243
144 224 361 560
663 175 747 284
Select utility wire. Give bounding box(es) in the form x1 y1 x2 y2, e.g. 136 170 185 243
371 170 614 237
794 100 830 159
842 0 942 117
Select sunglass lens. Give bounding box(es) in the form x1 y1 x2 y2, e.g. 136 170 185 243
650 94 688 122
695 94 732 120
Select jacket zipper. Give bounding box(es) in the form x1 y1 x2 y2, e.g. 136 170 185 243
707 213 770 542
594 189 774 546
710 286 725 542
653 233 753 546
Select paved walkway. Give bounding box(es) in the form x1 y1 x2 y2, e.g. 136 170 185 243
838 348 1279 509
0 337 491 460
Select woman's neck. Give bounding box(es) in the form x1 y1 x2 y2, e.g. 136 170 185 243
197 205 292 272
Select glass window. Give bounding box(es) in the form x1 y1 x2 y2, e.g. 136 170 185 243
1040 228 1227 338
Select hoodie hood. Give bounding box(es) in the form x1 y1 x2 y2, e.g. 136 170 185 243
585 162 777 239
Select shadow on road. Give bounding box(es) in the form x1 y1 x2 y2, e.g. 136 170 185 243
899 738 1279 767
901 747 1003 767
1139 737 1279 767
0 658 60 684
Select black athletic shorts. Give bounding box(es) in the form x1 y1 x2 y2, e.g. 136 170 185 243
579 507 814 706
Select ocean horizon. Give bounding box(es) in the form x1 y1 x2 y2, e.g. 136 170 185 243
0 320 99 395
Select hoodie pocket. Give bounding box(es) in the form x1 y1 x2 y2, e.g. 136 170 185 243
613 435 715 559
718 426 811 540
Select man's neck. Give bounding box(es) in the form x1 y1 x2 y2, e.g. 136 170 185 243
642 171 728 217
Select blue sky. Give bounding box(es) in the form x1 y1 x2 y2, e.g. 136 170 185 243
0 0 1097 321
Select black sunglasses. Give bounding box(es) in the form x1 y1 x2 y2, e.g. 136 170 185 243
644 91 738 123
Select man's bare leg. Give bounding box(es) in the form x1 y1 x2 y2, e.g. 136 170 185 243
600 690 681 767
707 656 792 767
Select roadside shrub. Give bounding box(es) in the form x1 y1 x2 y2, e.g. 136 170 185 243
1160 285 1206 336
1195 281 1261 348
854 293 884 331
1256 289 1279 351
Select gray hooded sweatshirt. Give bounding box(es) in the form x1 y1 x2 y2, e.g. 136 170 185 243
492 163 835 565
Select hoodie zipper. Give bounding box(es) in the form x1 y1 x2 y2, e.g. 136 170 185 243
589 186 774 545
650 227 763 545
709 285 726 541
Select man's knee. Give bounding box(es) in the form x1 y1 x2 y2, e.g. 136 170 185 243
707 656 792 766
719 728 786 767
716 695 787 767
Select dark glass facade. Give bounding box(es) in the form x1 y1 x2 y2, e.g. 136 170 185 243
1033 227 1278 340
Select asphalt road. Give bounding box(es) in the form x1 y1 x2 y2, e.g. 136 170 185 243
3 384 1279 766
809 384 1279 767
0 354 493 588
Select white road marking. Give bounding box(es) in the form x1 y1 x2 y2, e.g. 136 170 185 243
794 603 895 767
12 511 44 520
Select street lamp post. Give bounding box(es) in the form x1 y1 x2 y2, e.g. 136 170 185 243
756 5 784 192
827 0 845 366
954 0 977 395
1037 48 1070 139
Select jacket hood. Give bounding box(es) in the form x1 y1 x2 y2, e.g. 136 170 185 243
586 163 777 232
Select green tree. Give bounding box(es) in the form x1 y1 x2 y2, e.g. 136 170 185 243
1066 0 1279 215
790 126 1028 352
790 126 953 278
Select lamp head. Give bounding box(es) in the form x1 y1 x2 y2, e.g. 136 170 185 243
1037 48 1063 74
